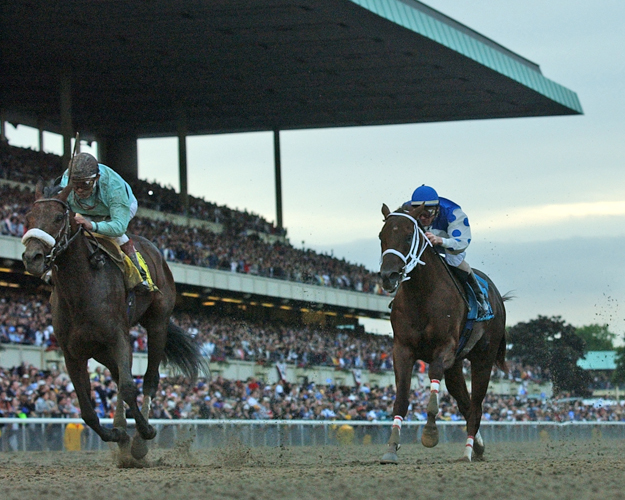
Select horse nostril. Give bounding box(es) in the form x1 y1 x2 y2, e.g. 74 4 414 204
23 251 43 265
381 271 400 291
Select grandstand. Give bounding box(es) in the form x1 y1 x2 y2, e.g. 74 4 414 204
0 142 554 400
0 141 390 326
0 1 580 436
0 141 398 388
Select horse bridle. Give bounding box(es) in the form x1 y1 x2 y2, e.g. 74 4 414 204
381 211 432 283
21 197 84 271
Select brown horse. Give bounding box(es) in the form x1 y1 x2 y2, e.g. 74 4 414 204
21 182 207 460
378 203 508 463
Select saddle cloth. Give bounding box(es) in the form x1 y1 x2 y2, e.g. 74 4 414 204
456 274 495 357
465 274 495 323
92 235 143 291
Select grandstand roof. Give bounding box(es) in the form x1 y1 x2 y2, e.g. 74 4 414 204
1 0 581 139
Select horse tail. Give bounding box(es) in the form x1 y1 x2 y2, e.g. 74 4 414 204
495 331 508 374
164 321 210 381
502 291 516 302
495 292 514 373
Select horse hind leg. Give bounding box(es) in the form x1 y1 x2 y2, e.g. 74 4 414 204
473 431 486 458
114 335 157 447
463 364 493 462
113 397 134 463
444 360 483 460
421 379 440 448
130 395 151 460
130 315 169 460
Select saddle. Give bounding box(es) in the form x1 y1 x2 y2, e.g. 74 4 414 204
88 234 144 291
436 254 495 357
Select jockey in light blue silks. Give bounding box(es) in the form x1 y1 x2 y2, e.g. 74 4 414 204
59 152 152 293
408 184 489 317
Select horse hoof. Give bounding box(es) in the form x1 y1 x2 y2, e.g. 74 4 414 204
112 427 130 444
380 452 399 464
131 435 149 460
142 425 157 441
421 426 439 448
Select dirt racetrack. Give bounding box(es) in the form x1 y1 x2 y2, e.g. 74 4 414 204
2 439 625 500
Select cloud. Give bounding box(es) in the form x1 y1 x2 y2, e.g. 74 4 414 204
474 201 625 231
312 234 625 332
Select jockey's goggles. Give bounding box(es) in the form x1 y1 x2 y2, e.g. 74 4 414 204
420 206 438 218
72 178 97 191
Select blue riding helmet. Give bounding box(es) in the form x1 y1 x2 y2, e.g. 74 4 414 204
410 185 439 206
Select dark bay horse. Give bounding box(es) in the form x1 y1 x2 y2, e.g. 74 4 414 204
21 183 207 460
378 203 508 463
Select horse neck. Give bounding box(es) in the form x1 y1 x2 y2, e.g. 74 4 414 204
405 244 457 295
53 228 91 280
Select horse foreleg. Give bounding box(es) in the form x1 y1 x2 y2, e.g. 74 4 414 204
421 378 440 448
380 345 415 465
65 356 128 444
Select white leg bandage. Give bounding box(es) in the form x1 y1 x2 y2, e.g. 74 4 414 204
392 415 403 431
464 435 474 461
430 379 440 405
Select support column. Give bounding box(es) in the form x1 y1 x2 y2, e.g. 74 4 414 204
273 129 283 230
37 117 44 152
0 109 6 144
177 111 189 216
60 74 73 169
98 134 138 180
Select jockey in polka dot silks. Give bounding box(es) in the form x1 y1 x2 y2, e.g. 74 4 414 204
408 184 489 317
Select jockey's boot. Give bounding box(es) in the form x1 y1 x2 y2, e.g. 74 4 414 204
451 266 489 318
120 240 152 293
467 271 489 317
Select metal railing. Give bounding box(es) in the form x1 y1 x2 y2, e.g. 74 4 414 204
2 418 624 452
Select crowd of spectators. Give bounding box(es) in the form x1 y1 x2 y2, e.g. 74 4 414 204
128 217 382 292
0 362 622 424
0 288 394 371
0 141 385 294
0 139 283 236
0 288 552 386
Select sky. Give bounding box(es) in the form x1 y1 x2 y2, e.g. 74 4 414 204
5 1 625 337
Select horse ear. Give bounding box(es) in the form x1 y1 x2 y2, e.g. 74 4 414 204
409 202 425 217
35 180 44 199
382 203 390 219
57 184 73 202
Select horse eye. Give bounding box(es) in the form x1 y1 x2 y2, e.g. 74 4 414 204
55 214 64 222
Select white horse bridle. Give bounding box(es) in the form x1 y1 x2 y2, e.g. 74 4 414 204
381 211 432 283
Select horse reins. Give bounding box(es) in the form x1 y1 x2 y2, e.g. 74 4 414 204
381 211 432 283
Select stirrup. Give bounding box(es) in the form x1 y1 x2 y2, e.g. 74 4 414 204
134 280 152 294
477 299 489 317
